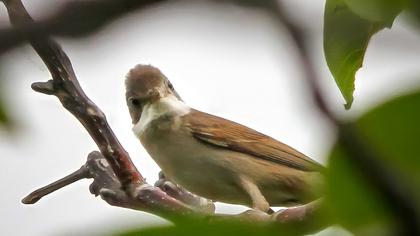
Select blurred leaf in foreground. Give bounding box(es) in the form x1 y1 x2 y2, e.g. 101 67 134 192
0 61 13 128
323 0 399 109
407 0 420 25
0 96 10 125
117 220 280 236
326 88 420 234
0 79 12 127
114 214 331 236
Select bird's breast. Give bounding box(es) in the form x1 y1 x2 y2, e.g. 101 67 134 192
140 122 226 181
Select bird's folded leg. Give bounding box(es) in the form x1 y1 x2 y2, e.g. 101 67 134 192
238 175 271 213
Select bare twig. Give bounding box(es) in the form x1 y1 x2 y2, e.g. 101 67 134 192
22 165 90 204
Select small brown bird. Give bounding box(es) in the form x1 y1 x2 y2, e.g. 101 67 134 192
125 65 324 212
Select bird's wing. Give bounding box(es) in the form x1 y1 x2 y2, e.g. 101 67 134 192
184 109 324 172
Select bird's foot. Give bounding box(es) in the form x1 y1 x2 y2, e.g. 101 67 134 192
155 171 215 214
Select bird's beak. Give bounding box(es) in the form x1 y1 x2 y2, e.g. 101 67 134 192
130 109 142 125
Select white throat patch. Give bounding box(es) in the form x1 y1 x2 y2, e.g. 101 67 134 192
132 95 190 137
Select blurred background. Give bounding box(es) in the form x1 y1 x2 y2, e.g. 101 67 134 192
0 0 419 235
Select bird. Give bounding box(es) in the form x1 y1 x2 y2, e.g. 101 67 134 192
125 64 324 213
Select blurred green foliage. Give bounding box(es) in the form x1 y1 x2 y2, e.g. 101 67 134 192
116 219 295 236
326 146 396 234
0 97 9 125
326 88 420 234
0 80 11 127
407 0 420 25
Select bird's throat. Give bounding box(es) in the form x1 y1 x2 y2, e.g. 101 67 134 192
132 95 190 137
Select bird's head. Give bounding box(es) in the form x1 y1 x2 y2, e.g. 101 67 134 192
125 64 181 124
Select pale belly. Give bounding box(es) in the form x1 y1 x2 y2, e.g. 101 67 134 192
139 122 315 206
141 127 249 204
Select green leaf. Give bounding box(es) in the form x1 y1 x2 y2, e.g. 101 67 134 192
0 65 11 127
0 81 11 126
0 97 9 125
326 146 395 233
344 0 404 25
323 0 397 109
326 88 420 232
114 211 332 236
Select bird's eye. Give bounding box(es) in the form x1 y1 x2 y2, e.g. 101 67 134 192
167 81 174 90
129 97 141 107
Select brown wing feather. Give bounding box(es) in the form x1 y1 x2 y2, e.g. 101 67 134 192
184 109 324 172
